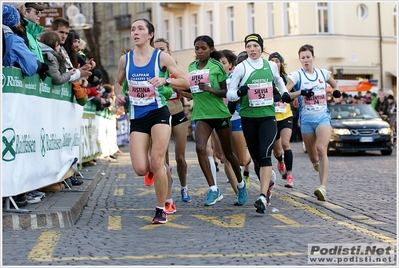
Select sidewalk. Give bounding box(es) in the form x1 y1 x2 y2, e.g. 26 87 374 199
2 158 108 231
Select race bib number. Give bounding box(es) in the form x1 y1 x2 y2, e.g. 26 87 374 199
128 81 155 106
304 88 327 111
247 82 273 107
274 101 287 113
169 91 178 99
188 69 210 94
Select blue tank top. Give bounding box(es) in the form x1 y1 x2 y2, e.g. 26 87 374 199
125 49 168 119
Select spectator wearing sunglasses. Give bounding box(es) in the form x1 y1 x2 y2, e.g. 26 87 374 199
23 2 46 62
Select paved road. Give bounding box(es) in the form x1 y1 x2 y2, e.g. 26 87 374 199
2 140 397 266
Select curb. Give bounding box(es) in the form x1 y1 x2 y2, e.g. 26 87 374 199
2 162 107 231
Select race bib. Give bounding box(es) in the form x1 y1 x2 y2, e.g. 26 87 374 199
188 69 210 94
247 82 273 107
304 88 327 111
128 81 155 106
274 101 287 113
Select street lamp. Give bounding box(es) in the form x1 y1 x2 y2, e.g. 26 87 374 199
66 4 92 29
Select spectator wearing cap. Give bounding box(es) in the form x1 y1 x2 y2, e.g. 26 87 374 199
23 2 45 62
2 3 37 76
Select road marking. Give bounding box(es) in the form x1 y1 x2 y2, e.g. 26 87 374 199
118 174 126 179
136 215 190 229
192 214 245 228
28 230 61 261
270 214 300 226
134 188 155 196
29 250 308 261
290 191 310 198
114 188 124 196
108 216 122 230
277 194 396 245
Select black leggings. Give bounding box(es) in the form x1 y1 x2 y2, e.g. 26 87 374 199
241 116 277 175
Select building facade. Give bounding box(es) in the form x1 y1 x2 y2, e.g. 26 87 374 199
70 2 397 94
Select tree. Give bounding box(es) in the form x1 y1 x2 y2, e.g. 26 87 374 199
82 3 110 84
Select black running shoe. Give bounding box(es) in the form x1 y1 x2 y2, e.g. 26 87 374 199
254 197 267 214
152 208 167 224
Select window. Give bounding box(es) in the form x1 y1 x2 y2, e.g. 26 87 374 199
108 40 115 66
267 3 274 37
284 2 299 35
138 3 146 13
357 4 368 20
206 10 213 37
176 16 183 50
247 3 255 34
227 6 235 42
394 4 397 37
163 19 170 42
191 13 198 42
317 2 330 33
106 4 113 19
121 3 128 15
122 36 131 50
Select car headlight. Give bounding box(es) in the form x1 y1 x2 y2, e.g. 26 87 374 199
333 128 351 135
379 128 391 134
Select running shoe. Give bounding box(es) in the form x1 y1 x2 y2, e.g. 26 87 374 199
314 186 326 201
204 189 223 206
181 188 192 202
152 208 167 224
285 175 294 188
243 175 250 188
313 160 320 172
31 190 46 199
25 193 41 204
277 161 286 176
144 172 154 187
165 202 177 214
236 181 248 206
254 195 267 214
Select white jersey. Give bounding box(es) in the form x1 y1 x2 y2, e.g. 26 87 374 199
288 68 331 122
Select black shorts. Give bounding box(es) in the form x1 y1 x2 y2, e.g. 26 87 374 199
198 117 231 130
171 110 188 127
130 106 171 135
276 116 293 140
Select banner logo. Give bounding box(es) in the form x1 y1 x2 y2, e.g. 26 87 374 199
2 128 16 162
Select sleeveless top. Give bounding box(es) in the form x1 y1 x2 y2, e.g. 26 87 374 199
289 68 330 121
125 49 168 119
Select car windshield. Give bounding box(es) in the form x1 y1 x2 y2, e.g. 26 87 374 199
328 104 380 119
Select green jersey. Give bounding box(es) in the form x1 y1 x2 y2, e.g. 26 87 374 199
188 58 231 120
239 59 276 118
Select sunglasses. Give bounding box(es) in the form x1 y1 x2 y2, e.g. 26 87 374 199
26 8 40 15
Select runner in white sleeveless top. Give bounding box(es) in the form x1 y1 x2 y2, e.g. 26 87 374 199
282 44 341 201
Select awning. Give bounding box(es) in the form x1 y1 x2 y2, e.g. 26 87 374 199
386 71 397 77
332 66 379 75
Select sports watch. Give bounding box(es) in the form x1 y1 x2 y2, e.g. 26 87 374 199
165 78 171 86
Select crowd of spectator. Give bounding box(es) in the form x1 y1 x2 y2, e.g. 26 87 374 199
2 2 123 208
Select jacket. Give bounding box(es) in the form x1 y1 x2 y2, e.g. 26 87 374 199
40 42 71 85
24 18 44 63
2 25 38 76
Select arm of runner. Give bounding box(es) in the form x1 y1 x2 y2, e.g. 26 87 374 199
114 55 127 105
161 53 190 91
